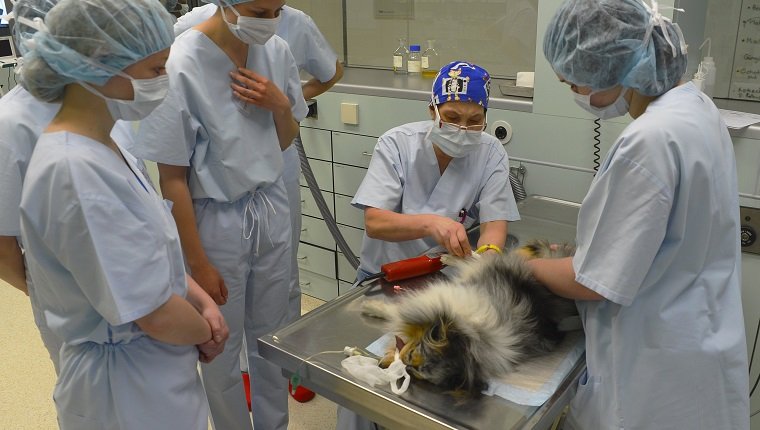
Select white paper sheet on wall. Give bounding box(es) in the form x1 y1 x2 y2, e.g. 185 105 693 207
729 1 760 101
720 109 760 129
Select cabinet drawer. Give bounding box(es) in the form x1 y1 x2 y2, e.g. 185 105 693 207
299 159 333 192
299 127 332 162
300 186 334 220
299 215 336 250
296 242 336 278
338 224 364 253
339 280 355 296
299 270 338 301
333 164 367 197
333 132 378 168
337 252 358 283
335 194 365 229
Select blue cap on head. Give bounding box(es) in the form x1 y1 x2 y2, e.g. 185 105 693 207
543 0 688 96
432 61 491 110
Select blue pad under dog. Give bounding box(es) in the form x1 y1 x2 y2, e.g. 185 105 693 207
366 331 585 406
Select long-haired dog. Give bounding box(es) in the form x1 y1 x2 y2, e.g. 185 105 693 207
361 240 579 398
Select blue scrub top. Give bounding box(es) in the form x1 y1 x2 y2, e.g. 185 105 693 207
134 31 308 202
352 121 520 274
20 132 208 429
567 82 749 429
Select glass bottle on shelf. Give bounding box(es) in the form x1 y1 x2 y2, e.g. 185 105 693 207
422 40 440 79
393 38 409 74
407 44 422 74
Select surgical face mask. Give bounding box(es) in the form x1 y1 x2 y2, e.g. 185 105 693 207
573 87 630 120
220 1 281 45
83 74 170 121
426 104 485 158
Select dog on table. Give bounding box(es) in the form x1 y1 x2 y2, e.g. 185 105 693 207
361 240 579 398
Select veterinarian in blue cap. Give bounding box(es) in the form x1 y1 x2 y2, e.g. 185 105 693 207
530 0 749 429
338 60 521 430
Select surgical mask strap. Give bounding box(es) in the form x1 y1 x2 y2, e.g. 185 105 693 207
641 0 687 58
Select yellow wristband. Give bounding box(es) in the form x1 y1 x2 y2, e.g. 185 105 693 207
475 244 502 254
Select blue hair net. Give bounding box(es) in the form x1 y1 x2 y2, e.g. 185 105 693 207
9 0 58 57
544 0 688 96
21 0 174 102
432 61 491 109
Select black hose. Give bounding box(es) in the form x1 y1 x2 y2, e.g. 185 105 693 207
295 136 360 270
592 118 601 173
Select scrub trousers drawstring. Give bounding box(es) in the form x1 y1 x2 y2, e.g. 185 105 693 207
242 190 277 256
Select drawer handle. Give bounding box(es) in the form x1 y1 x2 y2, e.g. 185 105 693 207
300 199 306 203
362 151 372 157
297 256 308 261
301 228 308 232
299 282 311 287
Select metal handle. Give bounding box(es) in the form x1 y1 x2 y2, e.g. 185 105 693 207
297 256 308 261
361 151 372 157
299 282 311 287
301 228 308 232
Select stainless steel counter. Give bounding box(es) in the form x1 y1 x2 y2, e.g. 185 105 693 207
258 196 583 430
307 67 534 113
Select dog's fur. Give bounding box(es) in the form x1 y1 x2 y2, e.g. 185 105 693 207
361 240 579 397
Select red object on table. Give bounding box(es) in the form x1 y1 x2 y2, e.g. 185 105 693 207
380 255 444 282
289 380 316 403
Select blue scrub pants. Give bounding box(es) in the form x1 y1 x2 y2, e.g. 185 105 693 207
283 143 303 323
195 178 292 430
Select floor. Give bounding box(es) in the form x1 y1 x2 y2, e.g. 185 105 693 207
0 282 338 429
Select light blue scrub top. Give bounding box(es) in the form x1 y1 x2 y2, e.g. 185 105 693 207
568 82 749 430
20 132 207 429
174 5 338 82
351 121 521 275
134 30 308 202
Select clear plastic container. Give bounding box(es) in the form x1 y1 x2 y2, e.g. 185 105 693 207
393 38 409 74
421 40 440 79
407 44 422 74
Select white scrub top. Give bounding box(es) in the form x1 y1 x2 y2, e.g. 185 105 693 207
134 30 307 202
568 82 749 430
174 4 338 82
351 121 520 274
20 132 207 429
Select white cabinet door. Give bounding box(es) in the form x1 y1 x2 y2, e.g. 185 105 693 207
299 127 332 162
333 163 367 197
335 194 365 229
297 242 337 279
299 159 333 192
299 215 337 250
299 270 338 301
332 132 378 168
300 186 334 220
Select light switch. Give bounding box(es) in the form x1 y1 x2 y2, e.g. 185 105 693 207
340 102 359 125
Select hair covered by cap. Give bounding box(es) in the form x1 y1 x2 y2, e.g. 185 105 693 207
21 0 174 102
543 0 687 96
432 60 491 110
10 0 58 56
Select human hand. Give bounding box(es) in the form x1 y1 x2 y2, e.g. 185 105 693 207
197 337 226 363
425 215 471 257
230 68 290 115
191 262 228 306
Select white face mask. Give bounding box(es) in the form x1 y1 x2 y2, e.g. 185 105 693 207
426 104 485 158
573 87 630 120
220 1 281 45
83 74 170 121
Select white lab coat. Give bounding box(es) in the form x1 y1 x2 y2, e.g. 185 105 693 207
133 30 307 430
20 132 207 430
351 120 521 275
567 82 749 430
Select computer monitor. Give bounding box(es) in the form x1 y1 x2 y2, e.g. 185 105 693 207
0 0 10 28
0 36 15 60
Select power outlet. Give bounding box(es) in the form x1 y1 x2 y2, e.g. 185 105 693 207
741 206 760 255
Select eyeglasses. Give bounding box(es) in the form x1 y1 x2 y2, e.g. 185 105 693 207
437 120 487 133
